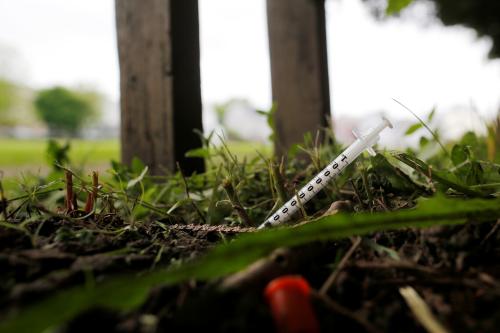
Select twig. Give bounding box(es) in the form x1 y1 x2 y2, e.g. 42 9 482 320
312 129 322 171
65 170 75 213
480 219 500 246
360 164 373 205
339 189 356 196
6 198 29 220
84 171 99 214
0 172 8 219
371 278 500 295
348 260 437 275
271 159 288 205
33 204 85 223
349 179 364 208
375 197 390 212
311 290 382 333
177 163 206 224
320 236 362 295
399 286 449 333
222 178 252 226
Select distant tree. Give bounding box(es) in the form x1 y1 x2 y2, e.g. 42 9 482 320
34 87 100 137
365 0 500 58
430 0 500 58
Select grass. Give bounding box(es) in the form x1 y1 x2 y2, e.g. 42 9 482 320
220 141 271 157
0 138 120 167
0 139 271 168
0 138 271 194
0 139 120 194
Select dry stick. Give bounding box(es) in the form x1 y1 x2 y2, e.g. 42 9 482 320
6 198 29 220
84 171 99 214
177 163 206 224
481 218 500 246
91 171 99 207
72 192 78 211
349 179 364 208
370 278 500 295
311 290 382 333
0 174 8 219
35 203 78 221
339 189 356 196
348 260 437 275
320 236 362 295
399 286 450 333
360 165 373 208
65 170 74 213
271 160 288 205
375 197 390 212
222 178 252 226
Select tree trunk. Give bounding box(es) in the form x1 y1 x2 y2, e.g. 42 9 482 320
116 0 204 175
267 0 331 157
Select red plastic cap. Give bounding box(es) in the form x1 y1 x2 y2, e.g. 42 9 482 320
264 275 320 333
265 276 311 299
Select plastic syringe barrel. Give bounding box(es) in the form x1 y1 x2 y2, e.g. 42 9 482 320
258 117 392 229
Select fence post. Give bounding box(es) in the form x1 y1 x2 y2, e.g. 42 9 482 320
267 0 331 157
116 0 204 175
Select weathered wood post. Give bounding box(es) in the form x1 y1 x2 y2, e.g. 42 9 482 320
116 0 204 175
267 0 331 157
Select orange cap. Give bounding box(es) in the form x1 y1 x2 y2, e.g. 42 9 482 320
264 276 320 333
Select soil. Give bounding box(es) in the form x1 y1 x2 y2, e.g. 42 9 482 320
1 212 499 333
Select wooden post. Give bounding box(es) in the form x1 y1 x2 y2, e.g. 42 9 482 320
267 0 331 157
116 0 204 175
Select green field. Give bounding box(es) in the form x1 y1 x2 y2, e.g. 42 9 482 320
0 138 120 167
0 138 270 176
0 139 119 194
0 138 270 195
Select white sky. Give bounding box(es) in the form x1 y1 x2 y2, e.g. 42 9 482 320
0 0 499 124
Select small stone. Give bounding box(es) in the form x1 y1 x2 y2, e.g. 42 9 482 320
323 200 353 216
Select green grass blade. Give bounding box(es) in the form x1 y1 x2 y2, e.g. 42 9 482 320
392 152 487 197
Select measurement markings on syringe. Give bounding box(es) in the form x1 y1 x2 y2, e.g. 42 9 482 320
269 154 350 224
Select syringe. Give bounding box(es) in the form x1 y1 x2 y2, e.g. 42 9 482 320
258 117 393 229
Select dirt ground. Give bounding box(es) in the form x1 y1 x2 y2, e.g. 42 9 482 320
1 213 499 333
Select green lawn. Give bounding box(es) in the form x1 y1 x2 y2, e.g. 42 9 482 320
0 138 270 195
0 139 120 194
0 138 270 175
0 138 120 167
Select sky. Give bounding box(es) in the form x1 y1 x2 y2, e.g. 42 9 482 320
0 0 499 127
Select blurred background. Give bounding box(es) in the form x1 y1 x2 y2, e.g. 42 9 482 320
0 0 499 176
